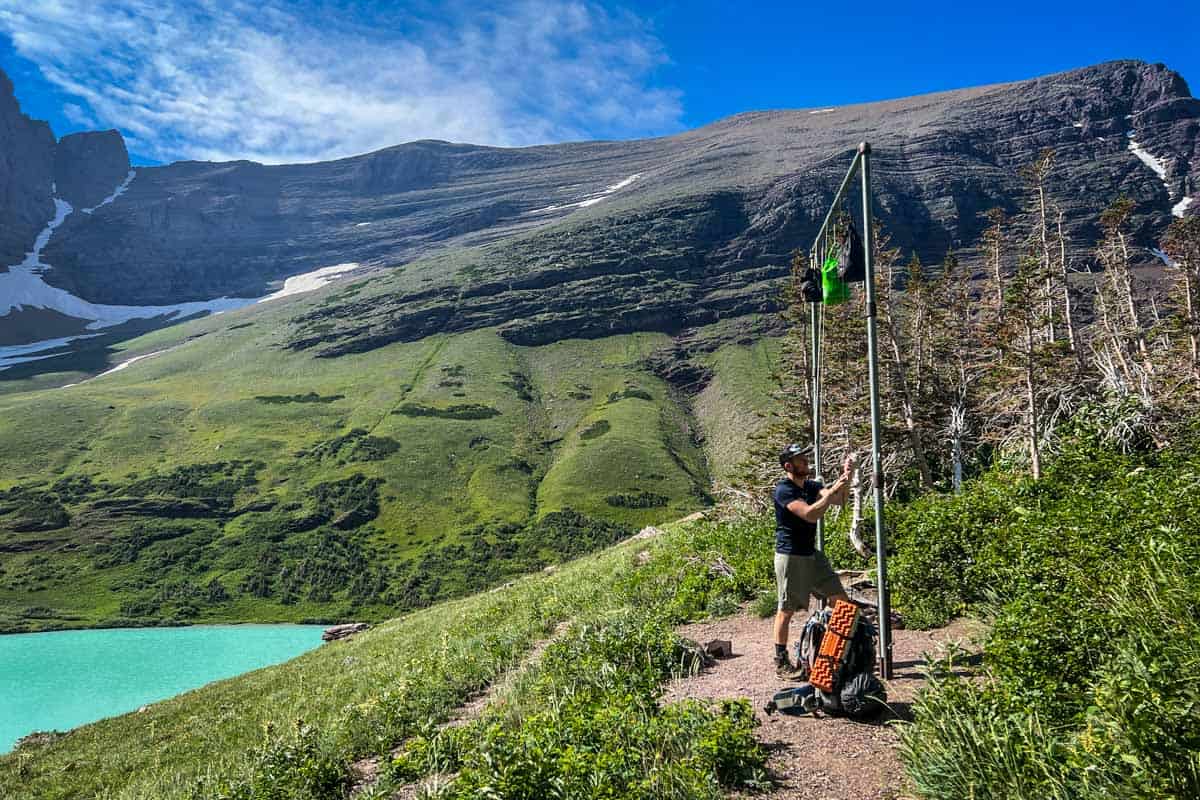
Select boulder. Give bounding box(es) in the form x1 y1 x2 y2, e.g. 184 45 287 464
322 622 370 642
703 639 734 659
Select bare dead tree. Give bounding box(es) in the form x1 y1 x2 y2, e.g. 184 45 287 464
1020 149 1057 343
1162 216 1200 383
983 208 1008 320
877 252 936 489
1098 198 1153 374
1053 202 1079 354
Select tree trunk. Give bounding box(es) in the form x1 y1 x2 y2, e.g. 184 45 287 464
1116 231 1152 370
1183 270 1199 382
1056 207 1077 354
884 322 935 489
1024 318 1042 480
1038 185 1054 342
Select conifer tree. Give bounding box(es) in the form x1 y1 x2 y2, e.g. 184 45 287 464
982 208 1008 321
735 250 814 494
1019 149 1058 343
878 251 935 489
1161 216 1200 383
928 251 984 490
1094 197 1154 394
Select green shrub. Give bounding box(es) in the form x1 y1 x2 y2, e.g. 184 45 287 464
892 423 1200 798
579 419 610 440
391 610 766 800
210 721 347 800
393 402 500 420
254 393 344 404
605 491 669 508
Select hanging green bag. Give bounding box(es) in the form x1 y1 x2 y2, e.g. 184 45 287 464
822 252 850 305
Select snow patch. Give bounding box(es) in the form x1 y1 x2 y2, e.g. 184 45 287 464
605 174 639 192
1127 139 1169 183
525 174 641 215
0 335 101 370
1150 248 1178 268
809 108 836 114
94 349 169 379
1174 196 1194 218
81 170 136 214
1 191 361 372
258 263 360 302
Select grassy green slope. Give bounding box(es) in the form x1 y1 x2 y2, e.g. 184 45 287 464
0 509 779 800
0 285 779 632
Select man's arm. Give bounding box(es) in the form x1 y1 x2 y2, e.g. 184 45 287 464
786 475 849 522
819 482 848 507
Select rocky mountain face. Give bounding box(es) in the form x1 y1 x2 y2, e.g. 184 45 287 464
0 69 55 270
52 130 131 210
1 60 1197 354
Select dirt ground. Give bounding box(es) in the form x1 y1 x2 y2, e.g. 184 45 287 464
663 610 983 800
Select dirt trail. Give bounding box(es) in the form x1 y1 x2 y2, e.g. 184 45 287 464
664 610 982 800
348 621 570 798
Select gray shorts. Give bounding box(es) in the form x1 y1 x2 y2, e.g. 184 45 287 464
775 551 842 612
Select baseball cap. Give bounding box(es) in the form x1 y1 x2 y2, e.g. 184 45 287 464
778 442 813 466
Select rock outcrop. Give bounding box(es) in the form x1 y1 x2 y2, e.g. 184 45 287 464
322 622 370 641
53 130 131 210
0 69 55 270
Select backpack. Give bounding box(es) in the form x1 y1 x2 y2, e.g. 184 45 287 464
795 607 887 720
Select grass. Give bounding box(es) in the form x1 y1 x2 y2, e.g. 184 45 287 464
0 514 774 800
0 300 777 631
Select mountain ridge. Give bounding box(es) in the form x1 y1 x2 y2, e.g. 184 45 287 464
1 59 1194 322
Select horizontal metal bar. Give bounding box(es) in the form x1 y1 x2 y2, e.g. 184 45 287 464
811 150 863 258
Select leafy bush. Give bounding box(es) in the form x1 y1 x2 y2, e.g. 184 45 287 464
606 387 654 403
901 541 1200 800
393 402 500 420
620 516 773 623
310 474 383 530
605 490 669 508
122 461 263 505
254 393 345 404
307 429 399 463
897 430 1200 800
210 722 347 800
579 419 610 440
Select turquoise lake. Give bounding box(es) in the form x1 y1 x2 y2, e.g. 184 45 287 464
0 624 326 753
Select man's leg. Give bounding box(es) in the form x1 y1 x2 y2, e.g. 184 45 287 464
773 553 809 678
773 609 794 650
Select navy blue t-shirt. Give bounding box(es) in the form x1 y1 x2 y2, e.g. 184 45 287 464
773 478 822 555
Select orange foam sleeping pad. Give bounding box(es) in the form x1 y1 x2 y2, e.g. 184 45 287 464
809 599 860 693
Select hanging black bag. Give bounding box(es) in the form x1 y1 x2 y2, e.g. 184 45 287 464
799 267 824 303
838 223 867 283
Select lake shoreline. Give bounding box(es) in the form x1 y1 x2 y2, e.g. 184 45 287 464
1 623 330 753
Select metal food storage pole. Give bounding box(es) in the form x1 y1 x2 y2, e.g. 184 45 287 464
808 142 892 680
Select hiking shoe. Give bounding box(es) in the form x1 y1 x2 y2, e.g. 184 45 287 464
774 656 808 681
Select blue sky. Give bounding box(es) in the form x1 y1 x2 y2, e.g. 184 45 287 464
1 0 1197 166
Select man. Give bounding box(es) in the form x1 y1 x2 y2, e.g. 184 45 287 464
772 442 852 679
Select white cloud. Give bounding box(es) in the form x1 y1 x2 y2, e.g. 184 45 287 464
0 0 683 164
